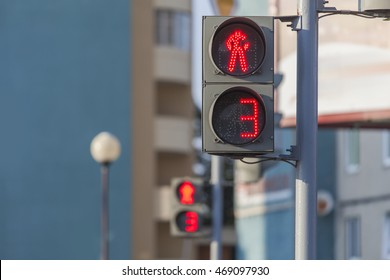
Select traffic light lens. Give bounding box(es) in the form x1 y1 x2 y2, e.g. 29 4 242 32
211 20 265 76
211 87 266 145
176 211 200 233
177 181 195 205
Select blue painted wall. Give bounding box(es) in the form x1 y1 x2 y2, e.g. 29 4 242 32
235 128 295 260
0 0 131 259
236 208 295 260
316 129 336 260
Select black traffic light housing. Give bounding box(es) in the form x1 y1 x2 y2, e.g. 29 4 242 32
202 16 274 157
170 177 210 237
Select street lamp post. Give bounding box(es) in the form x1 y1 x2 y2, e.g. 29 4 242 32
90 132 121 260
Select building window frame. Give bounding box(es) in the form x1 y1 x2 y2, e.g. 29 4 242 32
155 9 191 51
345 216 361 260
156 10 173 47
382 130 390 167
345 129 360 174
383 213 390 259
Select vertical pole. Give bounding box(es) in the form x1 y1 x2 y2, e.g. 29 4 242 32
295 0 318 260
101 163 110 260
210 155 223 260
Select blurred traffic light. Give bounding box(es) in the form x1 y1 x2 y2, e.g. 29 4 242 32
170 176 236 237
170 177 209 237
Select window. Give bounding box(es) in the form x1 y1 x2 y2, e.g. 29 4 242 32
156 9 190 50
345 217 361 259
345 129 360 174
382 130 390 167
156 10 172 46
383 213 390 259
173 12 190 50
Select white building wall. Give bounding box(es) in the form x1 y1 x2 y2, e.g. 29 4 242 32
336 129 390 259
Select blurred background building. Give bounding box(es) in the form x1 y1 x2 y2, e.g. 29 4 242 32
132 0 196 259
278 0 390 260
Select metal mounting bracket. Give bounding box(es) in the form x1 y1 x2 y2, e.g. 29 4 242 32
259 145 300 162
275 16 302 31
278 145 300 162
317 0 337 12
237 145 300 168
317 0 390 19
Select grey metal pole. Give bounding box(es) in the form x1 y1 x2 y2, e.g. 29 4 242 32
210 155 223 260
295 0 318 260
101 163 110 260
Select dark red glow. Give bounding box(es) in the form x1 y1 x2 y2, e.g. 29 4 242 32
184 211 199 233
226 30 250 73
178 181 195 205
240 98 259 139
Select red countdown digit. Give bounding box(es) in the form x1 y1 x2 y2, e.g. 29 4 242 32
240 98 259 139
211 87 265 145
184 212 199 233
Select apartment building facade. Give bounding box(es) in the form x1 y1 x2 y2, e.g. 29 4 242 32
132 0 196 259
336 129 390 259
278 0 390 259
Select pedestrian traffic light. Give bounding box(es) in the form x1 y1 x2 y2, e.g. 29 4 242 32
202 16 274 156
170 177 209 237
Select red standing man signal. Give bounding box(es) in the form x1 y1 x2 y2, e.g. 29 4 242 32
226 30 250 73
178 181 195 205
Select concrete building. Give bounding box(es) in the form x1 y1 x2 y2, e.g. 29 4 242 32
132 0 196 259
336 129 390 259
278 0 390 259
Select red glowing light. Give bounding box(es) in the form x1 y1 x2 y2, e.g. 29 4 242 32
226 30 250 73
211 19 266 77
178 182 195 205
240 98 259 139
184 211 199 233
